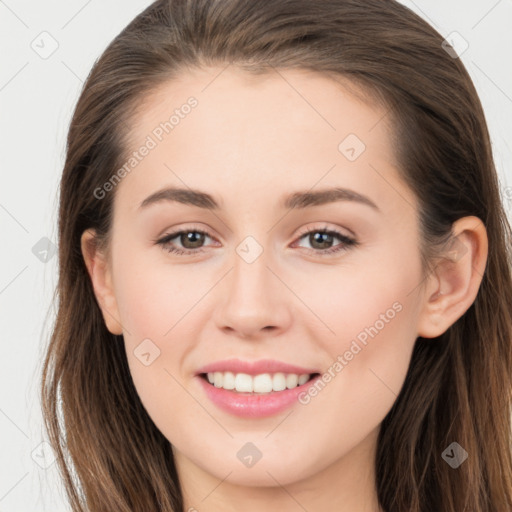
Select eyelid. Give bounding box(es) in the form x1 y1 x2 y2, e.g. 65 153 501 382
294 223 354 241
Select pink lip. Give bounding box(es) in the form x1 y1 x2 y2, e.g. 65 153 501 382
196 373 321 418
195 358 321 418
195 358 319 376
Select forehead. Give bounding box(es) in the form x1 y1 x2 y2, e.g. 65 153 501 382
115 66 412 216
128 66 393 151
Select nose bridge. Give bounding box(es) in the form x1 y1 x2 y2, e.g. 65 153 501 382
212 230 292 337
230 233 274 302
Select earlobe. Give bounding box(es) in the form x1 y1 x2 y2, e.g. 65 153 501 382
80 229 124 335
417 216 488 339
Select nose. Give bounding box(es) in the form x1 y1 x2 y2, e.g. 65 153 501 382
212 245 292 340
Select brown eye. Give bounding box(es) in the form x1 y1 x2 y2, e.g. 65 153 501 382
308 231 336 250
179 231 206 249
156 229 213 255
293 227 357 257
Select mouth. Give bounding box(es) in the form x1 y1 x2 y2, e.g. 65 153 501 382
199 371 321 394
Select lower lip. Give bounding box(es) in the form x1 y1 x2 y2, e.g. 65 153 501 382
196 374 321 418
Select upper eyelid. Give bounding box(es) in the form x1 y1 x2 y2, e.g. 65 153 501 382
295 223 354 239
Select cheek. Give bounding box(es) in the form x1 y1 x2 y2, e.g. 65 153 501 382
294 243 421 354
110 245 227 431
294 244 422 400
107 247 186 413
287 260 421 472
112 242 204 338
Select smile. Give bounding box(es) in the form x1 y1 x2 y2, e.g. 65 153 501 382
202 371 318 393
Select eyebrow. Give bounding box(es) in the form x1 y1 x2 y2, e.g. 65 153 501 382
138 186 379 212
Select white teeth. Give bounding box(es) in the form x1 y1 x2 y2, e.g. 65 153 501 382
272 372 287 391
286 374 298 388
222 371 235 390
235 373 253 392
298 374 310 386
205 371 313 393
254 374 273 393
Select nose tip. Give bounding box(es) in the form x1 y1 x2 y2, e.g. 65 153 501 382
213 257 292 341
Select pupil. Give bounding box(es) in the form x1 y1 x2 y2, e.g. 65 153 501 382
311 232 332 249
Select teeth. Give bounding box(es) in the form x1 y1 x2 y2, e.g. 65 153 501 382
286 373 298 388
205 372 313 393
235 373 253 392
298 374 310 385
272 373 286 392
222 371 235 390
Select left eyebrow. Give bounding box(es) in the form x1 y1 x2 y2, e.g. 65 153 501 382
283 187 380 211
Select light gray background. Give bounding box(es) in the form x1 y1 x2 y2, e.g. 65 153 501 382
1 1 511 510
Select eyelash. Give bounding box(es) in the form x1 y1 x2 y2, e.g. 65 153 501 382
154 224 358 258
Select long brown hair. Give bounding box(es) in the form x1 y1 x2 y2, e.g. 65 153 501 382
41 0 512 510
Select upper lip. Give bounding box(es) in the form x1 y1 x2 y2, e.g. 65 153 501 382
195 358 319 376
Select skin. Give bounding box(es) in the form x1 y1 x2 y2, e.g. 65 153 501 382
81 66 488 512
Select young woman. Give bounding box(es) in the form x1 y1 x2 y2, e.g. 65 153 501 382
41 0 512 510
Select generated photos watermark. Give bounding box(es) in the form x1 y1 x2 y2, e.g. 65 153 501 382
93 96 198 200
298 300 403 405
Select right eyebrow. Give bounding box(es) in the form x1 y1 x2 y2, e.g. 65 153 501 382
138 187 220 211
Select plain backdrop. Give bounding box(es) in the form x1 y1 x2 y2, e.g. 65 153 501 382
0 0 511 510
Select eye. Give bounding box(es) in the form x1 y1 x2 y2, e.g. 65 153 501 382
154 227 215 256
291 225 358 257
154 224 358 257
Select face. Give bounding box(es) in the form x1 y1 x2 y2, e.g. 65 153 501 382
87 66 431 491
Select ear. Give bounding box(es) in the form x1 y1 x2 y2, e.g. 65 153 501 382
417 216 488 338
80 229 124 335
